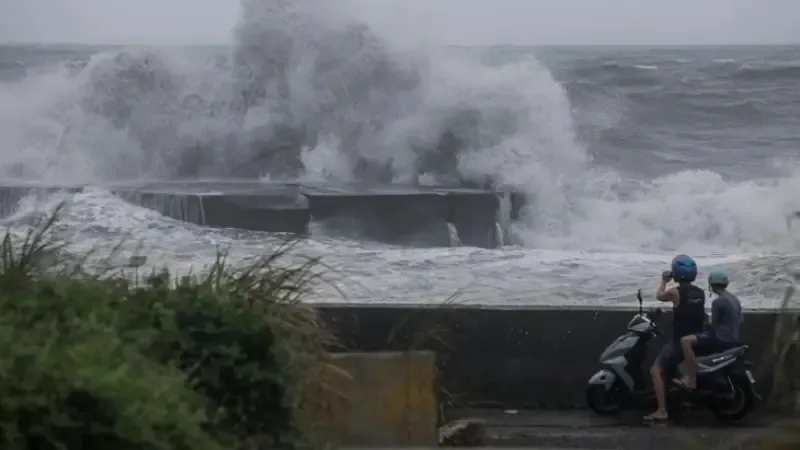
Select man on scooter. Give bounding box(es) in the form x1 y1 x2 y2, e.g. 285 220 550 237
643 254 706 422
676 268 742 390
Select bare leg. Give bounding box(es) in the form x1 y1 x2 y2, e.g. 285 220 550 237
679 335 698 389
645 363 668 420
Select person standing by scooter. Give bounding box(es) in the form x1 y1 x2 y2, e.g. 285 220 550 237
676 268 742 390
643 254 706 422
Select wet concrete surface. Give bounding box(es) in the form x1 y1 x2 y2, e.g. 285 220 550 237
447 409 786 449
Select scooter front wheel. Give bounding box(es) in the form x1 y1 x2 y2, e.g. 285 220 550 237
586 383 625 415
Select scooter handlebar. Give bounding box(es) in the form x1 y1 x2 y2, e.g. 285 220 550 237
646 308 663 335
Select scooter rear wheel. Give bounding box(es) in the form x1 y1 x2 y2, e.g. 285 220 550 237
709 380 754 421
586 383 625 415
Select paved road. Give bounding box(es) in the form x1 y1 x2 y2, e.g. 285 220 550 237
448 408 783 449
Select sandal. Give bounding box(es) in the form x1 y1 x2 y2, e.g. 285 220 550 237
673 378 696 391
643 411 669 422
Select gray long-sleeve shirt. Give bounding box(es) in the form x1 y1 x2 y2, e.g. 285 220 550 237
711 291 742 343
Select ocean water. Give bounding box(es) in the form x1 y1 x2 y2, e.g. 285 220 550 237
1 4 799 308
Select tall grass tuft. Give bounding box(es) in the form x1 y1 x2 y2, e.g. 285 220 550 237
750 273 800 449
0 203 333 449
709 272 800 449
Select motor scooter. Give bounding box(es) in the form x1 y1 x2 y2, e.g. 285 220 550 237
586 289 759 421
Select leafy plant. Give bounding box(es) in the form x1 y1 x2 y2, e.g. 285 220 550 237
0 202 333 449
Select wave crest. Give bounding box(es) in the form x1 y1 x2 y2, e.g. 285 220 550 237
0 0 587 192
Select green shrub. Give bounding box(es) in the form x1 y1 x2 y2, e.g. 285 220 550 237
0 278 220 450
117 255 331 449
0 204 332 449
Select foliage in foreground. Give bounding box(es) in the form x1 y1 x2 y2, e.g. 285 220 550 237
748 276 800 449
686 274 800 449
0 207 331 449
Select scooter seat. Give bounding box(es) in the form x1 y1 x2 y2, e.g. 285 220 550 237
695 345 747 373
700 345 747 360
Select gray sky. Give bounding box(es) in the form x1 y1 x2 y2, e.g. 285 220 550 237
1 0 798 46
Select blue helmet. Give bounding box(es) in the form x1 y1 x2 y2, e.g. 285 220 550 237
671 254 698 282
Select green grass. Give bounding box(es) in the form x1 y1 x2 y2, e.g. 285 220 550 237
0 203 333 449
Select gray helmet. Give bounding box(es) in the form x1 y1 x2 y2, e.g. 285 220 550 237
708 268 729 287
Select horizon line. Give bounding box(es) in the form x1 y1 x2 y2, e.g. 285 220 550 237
1 40 799 48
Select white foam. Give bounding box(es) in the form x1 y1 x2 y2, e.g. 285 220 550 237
0 188 794 308
515 169 800 255
0 0 798 307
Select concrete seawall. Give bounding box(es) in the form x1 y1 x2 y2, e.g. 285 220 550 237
0 181 524 249
317 304 784 409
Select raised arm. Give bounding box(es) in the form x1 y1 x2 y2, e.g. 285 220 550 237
656 282 678 305
656 272 679 305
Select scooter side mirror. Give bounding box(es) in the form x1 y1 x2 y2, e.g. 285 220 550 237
636 289 644 315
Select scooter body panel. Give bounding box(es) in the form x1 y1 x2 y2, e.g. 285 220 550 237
594 328 651 393
588 368 617 390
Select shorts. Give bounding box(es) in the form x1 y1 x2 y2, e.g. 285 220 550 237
691 331 738 355
654 341 683 372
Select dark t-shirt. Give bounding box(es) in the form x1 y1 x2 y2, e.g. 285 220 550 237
673 284 706 342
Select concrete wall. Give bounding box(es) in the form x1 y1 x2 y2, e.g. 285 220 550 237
0 184 83 217
115 191 312 234
446 191 501 248
317 304 783 409
0 183 517 249
310 350 438 447
306 193 451 247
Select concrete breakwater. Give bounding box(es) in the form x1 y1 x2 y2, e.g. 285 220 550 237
317 303 786 409
0 180 526 249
